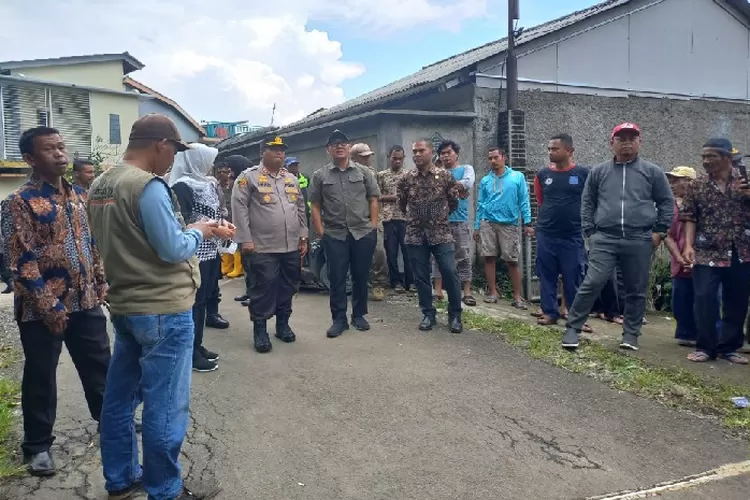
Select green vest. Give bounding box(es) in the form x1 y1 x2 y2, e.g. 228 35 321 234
86 163 200 315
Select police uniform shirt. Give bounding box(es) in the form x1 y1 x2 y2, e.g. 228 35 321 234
231 164 308 253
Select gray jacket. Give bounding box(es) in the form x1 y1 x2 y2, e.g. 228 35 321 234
581 156 674 240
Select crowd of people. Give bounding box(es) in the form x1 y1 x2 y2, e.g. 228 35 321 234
1 111 749 500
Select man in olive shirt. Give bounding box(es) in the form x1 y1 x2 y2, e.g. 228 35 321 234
232 136 309 353
309 129 380 338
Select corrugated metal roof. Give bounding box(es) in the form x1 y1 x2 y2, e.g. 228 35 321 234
0 52 145 75
219 0 632 151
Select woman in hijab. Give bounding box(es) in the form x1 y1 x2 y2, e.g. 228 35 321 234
170 144 235 373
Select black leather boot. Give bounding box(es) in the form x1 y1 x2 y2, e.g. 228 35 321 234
253 320 272 353
275 316 296 343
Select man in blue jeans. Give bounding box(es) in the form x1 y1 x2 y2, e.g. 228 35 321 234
87 114 221 500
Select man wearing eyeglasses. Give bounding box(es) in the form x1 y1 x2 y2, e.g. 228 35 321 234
309 129 380 338
561 123 673 352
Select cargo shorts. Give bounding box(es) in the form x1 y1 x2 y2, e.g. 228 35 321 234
478 221 520 262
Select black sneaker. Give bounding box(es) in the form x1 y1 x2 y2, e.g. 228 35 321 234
619 333 639 351
234 294 248 302
192 353 218 372
108 480 142 500
326 321 349 338
562 328 580 349
351 316 370 331
198 345 219 362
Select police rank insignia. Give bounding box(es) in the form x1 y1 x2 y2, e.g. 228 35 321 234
238 178 248 187
262 194 271 203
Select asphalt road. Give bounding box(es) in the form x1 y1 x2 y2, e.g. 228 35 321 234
2 281 748 500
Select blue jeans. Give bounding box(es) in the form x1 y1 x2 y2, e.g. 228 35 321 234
535 232 586 320
100 311 194 500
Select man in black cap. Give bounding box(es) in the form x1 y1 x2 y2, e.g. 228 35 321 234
682 138 750 365
232 135 308 353
309 129 380 338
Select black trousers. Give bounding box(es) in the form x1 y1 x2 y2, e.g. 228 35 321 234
0 253 10 284
19 306 110 455
323 231 377 322
242 253 254 297
383 220 413 288
248 251 301 321
693 256 750 358
193 258 221 352
207 272 221 316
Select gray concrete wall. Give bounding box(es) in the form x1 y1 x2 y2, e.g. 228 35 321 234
514 89 750 174
472 86 501 177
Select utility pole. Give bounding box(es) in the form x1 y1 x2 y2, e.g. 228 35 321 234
506 0 520 111
270 103 276 127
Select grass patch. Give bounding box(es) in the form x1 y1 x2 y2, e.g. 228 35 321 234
0 377 21 478
461 310 750 434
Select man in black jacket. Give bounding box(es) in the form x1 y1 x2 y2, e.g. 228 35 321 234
562 123 674 351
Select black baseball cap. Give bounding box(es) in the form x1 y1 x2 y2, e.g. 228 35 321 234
703 137 733 155
327 129 349 146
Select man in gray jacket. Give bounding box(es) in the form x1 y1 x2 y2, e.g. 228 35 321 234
562 122 673 351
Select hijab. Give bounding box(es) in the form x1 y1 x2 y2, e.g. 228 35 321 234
168 143 219 193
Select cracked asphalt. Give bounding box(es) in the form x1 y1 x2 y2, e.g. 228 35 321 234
1 281 749 499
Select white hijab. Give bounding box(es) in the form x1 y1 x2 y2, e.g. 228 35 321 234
168 143 219 192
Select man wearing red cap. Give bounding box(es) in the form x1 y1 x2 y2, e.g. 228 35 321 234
562 122 673 351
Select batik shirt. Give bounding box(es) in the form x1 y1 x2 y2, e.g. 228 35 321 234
0 176 107 333
376 168 407 222
397 165 459 245
680 168 750 267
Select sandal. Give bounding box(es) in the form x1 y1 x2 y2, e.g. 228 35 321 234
613 316 624 325
484 295 498 304
537 315 558 326
581 323 593 333
433 294 444 302
720 353 749 365
530 309 543 318
687 351 712 363
462 295 477 307
511 300 528 310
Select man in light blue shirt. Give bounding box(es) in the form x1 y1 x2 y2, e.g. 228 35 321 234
474 147 533 308
432 140 477 305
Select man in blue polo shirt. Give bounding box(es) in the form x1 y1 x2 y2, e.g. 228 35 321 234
533 134 588 325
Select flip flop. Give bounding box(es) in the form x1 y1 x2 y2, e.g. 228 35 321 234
720 353 749 365
484 295 498 304
687 351 712 362
511 300 528 310
530 310 543 318
581 323 593 333
537 316 558 326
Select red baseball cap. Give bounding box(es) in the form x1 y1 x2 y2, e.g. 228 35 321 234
611 122 641 139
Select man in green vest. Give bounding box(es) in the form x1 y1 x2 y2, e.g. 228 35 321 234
86 114 223 500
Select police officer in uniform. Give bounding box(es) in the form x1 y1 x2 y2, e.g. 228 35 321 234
232 136 309 353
